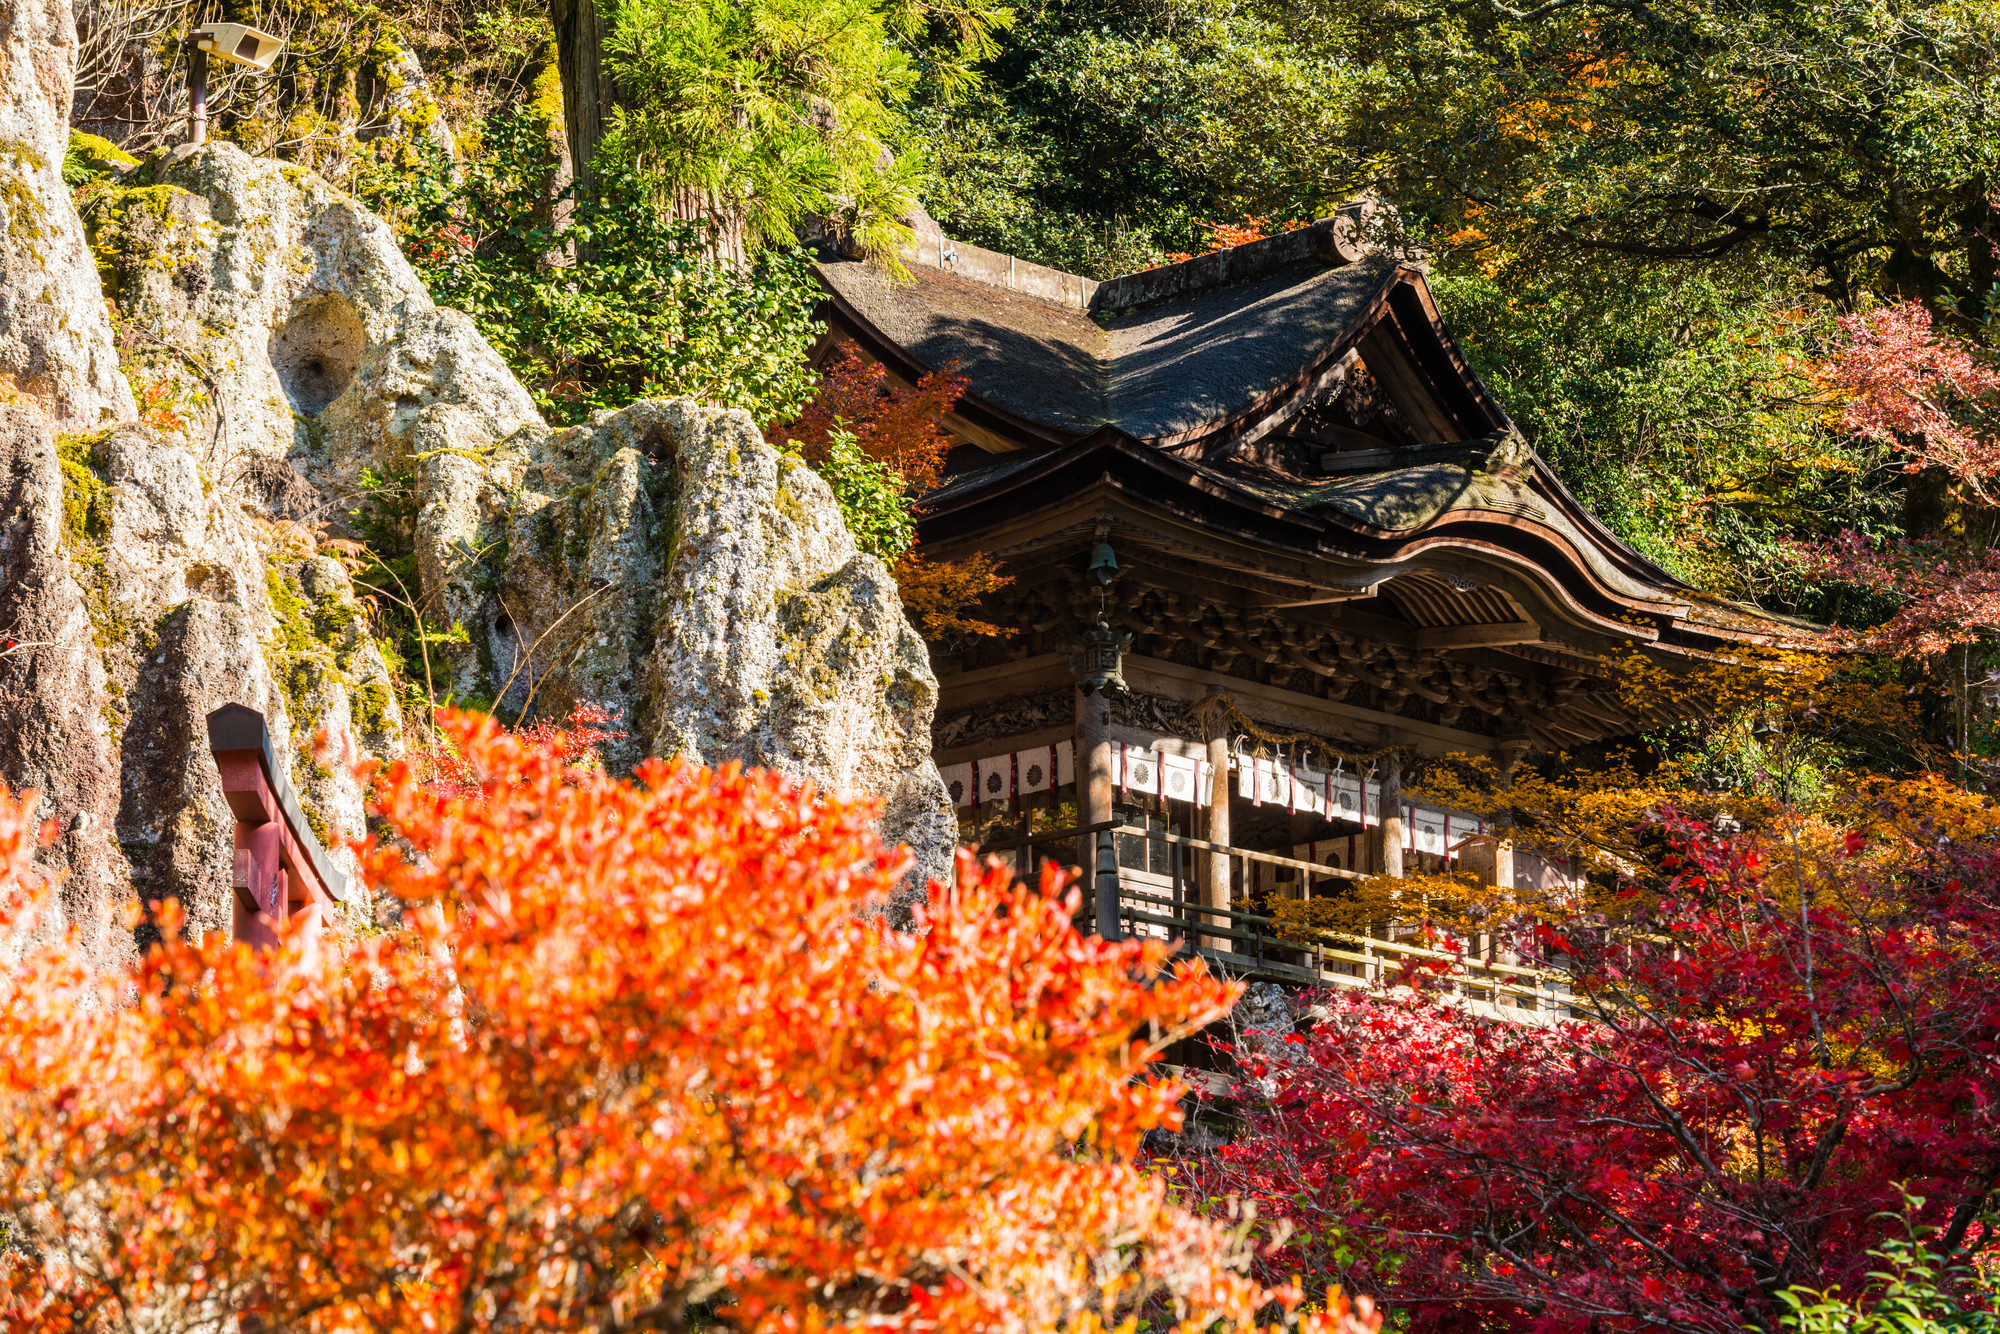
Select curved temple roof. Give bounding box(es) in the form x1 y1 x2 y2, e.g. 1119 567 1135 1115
812 222 1809 692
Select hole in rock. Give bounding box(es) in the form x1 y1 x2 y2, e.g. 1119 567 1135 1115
271 296 366 416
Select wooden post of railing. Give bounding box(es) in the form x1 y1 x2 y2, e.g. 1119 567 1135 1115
1201 731 1230 951
1094 829 1121 941
207 704 349 955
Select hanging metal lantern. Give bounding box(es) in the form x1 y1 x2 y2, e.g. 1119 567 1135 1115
1076 614 1133 696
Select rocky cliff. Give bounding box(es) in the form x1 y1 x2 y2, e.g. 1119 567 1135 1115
0 4 951 966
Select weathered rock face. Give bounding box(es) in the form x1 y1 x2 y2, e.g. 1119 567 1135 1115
100 142 542 473
0 408 127 962
500 400 956 886
0 0 952 941
0 0 131 426
56 141 954 911
0 6 376 960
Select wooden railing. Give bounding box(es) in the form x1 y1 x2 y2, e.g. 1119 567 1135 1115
976 820 1572 1021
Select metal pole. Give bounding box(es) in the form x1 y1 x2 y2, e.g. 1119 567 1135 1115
188 45 208 146
1094 830 1121 941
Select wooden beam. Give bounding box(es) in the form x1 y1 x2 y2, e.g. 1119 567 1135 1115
1260 588 1382 609
1414 621 1542 650
1121 655 1506 758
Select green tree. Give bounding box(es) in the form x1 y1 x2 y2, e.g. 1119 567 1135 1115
898 0 1355 275
1433 265 1900 597
1309 0 2000 330
551 0 1013 261
365 109 823 425
811 426 917 560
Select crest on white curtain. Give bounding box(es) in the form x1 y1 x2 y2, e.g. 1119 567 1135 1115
974 754 1012 804
1161 752 1204 804
940 761 973 807
1015 745 1057 795
1122 743 1162 795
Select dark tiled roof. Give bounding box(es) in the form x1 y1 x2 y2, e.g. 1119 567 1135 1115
833 229 1817 651
815 253 1395 442
1111 259 1391 441
817 260 1107 432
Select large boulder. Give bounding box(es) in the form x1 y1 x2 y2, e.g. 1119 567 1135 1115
0 0 396 953
82 143 953 895
500 400 955 886
0 0 131 426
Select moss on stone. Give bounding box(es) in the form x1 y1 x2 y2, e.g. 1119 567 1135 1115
80 181 195 297
56 431 127 652
67 131 138 175
350 678 394 738
266 563 317 659
57 431 111 554
774 575 862 707
771 473 808 527
0 141 48 254
530 44 566 136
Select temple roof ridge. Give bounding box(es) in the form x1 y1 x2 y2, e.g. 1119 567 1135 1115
896 213 1392 318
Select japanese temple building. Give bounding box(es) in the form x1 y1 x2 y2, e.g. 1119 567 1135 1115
810 213 1797 985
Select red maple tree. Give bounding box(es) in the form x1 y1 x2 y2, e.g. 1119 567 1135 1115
1792 302 2000 663
1202 816 2000 1334
0 712 1383 1334
766 343 965 493
1824 302 2000 498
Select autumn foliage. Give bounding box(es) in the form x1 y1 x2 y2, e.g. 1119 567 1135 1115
1202 815 2000 1334
767 343 964 493
1163 217 1308 265
1822 302 2000 497
0 712 1362 1334
1791 302 2000 666
772 343 1012 640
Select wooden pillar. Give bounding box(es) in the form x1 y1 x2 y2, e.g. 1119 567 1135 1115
1202 731 1231 952
1075 683 1114 926
231 820 287 952
1376 754 1404 880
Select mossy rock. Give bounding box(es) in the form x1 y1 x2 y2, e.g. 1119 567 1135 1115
57 431 112 556
55 431 129 651
65 131 138 185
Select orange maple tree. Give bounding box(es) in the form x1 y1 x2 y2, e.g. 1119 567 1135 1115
0 711 1369 1334
770 344 1011 641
